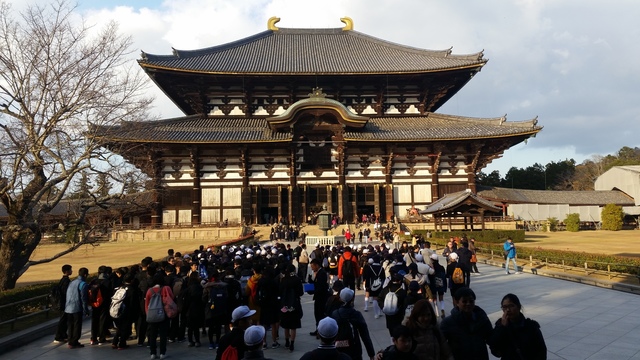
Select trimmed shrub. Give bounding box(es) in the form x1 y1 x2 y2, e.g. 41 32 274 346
601 204 623 231
418 230 525 243
565 213 580 232
547 217 559 232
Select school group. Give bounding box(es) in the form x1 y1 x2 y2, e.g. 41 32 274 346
51 235 547 360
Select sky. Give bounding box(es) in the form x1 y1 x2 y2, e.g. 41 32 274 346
8 0 640 175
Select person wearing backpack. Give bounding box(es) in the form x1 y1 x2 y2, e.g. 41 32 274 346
454 241 473 287
65 267 90 349
446 253 465 306
215 305 255 360
111 272 138 350
88 273 110 345
53 264 72 344
363 254 385 318
204 270 230 349
145 273 172 359
330 288 376 360
338 246 360 291
428 254 448 319
378 271 407 338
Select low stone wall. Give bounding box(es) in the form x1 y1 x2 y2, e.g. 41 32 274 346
111 227 242 242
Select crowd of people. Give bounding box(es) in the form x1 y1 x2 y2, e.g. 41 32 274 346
51 233 546 360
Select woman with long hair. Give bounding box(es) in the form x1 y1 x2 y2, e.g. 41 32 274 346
402 299 453 360
490 293 547 360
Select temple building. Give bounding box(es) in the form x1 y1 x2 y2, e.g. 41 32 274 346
95 17 542 227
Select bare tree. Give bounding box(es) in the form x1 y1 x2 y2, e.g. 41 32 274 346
0 0 153 289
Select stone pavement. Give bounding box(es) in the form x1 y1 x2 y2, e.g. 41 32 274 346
4 260 640 360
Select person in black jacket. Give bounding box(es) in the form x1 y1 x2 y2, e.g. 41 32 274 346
215 305 255 360
111 272 139 349
300 317 351 360
454 241 473 287
331 288 376 360
309 259 329 336
490 293 547 360
53 264 73 343
378 272 407 338
440 287 492 360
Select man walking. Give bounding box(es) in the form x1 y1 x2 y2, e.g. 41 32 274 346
308 259 329 336
504 237 519 274
65 267 90 349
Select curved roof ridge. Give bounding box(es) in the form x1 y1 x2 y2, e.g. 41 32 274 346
423 113 540 128
139 27 485 63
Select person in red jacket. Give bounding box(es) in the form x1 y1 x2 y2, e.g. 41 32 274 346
337 246 360 291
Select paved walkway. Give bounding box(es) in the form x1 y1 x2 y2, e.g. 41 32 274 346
4 260 640 360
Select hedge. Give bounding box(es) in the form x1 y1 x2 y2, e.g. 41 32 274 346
416 230 525 243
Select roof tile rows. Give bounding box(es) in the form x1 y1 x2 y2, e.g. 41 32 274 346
477 186 635 206
140 28 486 74
95 114 540 144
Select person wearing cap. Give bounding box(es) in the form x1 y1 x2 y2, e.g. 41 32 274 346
378 270 408 338
241 325 273 360
362 254 385 318
427 253 448 319
300 317 351 360
215 305 256 360
445 253 465 305
330 288 376 360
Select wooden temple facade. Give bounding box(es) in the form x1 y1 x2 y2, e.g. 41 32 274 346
95 17 542 227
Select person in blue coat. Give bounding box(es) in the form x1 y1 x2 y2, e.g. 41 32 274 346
503 238 519 274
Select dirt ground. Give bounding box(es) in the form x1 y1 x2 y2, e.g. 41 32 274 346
15 229 640 287
17 239 220 287
515 230 640 258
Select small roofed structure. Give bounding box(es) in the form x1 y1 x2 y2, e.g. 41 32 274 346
419 189 502 231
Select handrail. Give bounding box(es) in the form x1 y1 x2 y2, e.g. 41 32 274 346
0 294 50 311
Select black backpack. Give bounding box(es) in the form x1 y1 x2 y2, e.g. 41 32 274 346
206 284 228 318
341 255 355 279
333 310 355 348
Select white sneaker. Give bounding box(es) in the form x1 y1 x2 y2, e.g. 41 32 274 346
374 315 380 319
151 355 158 360
515 272 520 275
160 355 166 359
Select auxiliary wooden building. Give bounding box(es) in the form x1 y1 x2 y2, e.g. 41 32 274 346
95 17 541 227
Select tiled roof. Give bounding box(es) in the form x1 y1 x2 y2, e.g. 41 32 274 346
139 28 486 75
94 113 540 144
419 189 501 214
477 186 635 206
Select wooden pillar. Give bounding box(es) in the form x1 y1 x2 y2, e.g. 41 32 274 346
480 209 486 230
327 185 333 214
277 185 283 222
431 152 441 201
384 148 395 222
336 144 347 222
374 183 380 220
189 147 201 225
385 185 394 223
240 148 252 225
288 147 298 224
150 151 163 228
254 185 260 224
